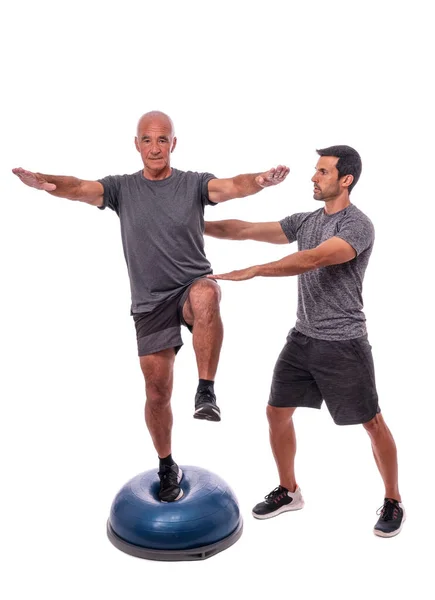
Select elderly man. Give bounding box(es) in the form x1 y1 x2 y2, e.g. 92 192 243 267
12 110 289 502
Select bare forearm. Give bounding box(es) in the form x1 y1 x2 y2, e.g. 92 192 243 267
12 167 103 205
211 237 354 282
38 174 85 200
253 250 319 277
232 173 264 198
205 220 250 240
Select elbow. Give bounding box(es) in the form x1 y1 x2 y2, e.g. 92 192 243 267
231 229 244 241
233 225 250 241
306 250 324 270
224 221 247 241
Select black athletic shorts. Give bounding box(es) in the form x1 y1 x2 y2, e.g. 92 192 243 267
269 328 380 425
132 286 193 357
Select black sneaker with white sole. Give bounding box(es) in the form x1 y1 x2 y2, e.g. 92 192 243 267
193 386 221 422
252 485 305 519
158 463 183 502
373 498 406 537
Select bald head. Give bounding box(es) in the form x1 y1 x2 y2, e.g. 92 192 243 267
136 111 175 137
135 111 177 180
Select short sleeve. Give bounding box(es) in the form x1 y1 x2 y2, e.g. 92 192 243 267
336 213 375 255
279 212 311 243
201 172 218 206
97 175 122 214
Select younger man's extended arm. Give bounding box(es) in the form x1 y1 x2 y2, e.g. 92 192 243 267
205 220 288 244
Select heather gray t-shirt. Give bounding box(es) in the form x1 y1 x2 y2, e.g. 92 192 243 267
99 168 216 313
280 204 374 340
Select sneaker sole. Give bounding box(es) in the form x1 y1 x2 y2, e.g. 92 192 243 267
193 407 221 422
373 513 406 538
160 468 184 503
252 499 305 520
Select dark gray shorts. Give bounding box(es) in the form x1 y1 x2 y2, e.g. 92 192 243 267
269 328 380 425
133 286 193 357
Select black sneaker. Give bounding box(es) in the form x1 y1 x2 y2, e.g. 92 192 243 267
158 464 183 502
193 386 221 422
373 498 406 537
252 485 304 520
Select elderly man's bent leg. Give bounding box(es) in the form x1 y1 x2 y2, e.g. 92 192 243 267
182 279 223 421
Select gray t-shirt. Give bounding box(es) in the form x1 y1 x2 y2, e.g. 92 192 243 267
99 168 216 313
280 204 375 340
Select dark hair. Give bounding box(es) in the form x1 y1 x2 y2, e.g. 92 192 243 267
316 145 362 193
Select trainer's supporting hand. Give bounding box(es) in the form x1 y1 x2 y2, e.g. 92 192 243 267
255 165 290 188
12 168 57 192
207 266 259 281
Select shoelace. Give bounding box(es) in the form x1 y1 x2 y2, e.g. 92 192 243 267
158 466 178 485
265 486 286 502
376 499 400 521
197 389 216 404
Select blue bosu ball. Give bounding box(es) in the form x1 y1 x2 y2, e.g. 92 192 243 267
107 465 243 561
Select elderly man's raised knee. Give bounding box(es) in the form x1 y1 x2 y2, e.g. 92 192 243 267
189 279 221 309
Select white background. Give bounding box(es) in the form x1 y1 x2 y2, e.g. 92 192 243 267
1 1 434 598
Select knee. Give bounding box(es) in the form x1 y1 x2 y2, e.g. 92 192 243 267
266 405 277 427
362 413 385 436
267 405 293 428
146 380 172 407
189 280 221 312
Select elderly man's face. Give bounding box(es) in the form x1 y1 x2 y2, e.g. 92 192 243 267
135 116 176 178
